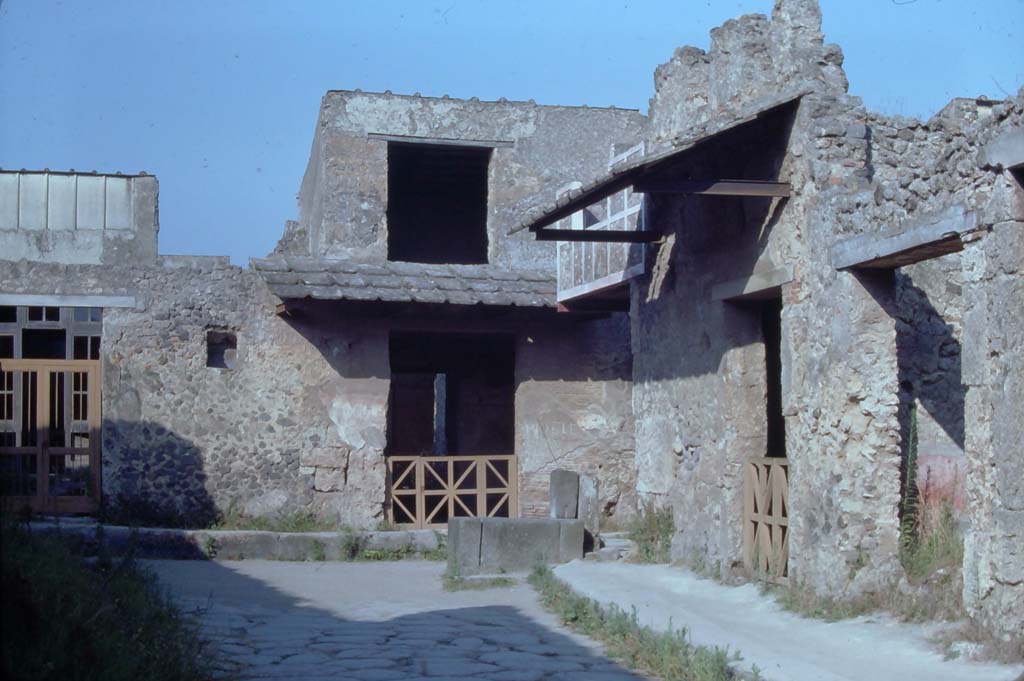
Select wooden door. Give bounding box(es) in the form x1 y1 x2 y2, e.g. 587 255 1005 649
0 359 101 514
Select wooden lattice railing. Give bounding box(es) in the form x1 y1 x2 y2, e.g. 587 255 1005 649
743 457 789 583
387 455 517 529
0 359 101 513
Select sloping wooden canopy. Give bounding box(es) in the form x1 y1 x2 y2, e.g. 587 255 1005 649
512 90 806 241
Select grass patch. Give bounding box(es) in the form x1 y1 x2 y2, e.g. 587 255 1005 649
773 412 968 627
529 565 739 681
627 502 675 563
773 506 965 624
1 519 215 681
930 619 1024 664
442 566 516 591
337 529 446 562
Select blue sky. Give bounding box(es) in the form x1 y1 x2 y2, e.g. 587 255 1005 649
1 0 1021 264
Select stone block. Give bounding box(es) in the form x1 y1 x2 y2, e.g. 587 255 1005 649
300 446 346 468
447 517 483 574
549 469 580 519
407 529 441 553
576 474 600 551
365 530 413 551
314 467 345 492
479 518 561 573
558 519 585 562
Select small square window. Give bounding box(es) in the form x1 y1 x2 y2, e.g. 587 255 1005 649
0 307 15 323
0 335 13 358
73 307 102 323
73 336 101 360
28 306 60 322
206 331 237 369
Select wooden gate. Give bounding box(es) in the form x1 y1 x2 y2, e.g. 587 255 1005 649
743 457 789 582
387 455 517 529
0 359 101 514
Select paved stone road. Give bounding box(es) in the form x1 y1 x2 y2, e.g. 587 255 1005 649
146 559 645 680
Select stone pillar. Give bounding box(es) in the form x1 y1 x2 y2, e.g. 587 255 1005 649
577 474 600 542
961 220 1024 640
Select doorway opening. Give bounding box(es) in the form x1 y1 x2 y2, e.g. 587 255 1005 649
743 296 789 582
386 332 517 527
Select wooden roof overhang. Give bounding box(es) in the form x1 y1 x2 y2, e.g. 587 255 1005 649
513 91 807 242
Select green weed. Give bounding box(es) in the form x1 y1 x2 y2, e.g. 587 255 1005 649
441 566 516 591
529 565 737 681
628 502 675 563
212 509 340 533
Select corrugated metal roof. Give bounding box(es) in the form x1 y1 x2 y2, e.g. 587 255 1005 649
251 256 557 308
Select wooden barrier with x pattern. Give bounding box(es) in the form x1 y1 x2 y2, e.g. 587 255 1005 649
743 456 789 583
387 455 517 529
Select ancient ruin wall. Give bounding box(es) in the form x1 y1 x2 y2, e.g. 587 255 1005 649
0 257 390 526
845 93 1024 636
630 0 906 591
285 92 646 270
631 3 1022 635
516 313 637 523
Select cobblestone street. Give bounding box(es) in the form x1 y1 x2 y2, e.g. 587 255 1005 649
147 560 644 680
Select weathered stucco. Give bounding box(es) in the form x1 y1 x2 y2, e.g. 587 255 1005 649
287 92 645 272
0 0 1020 642
0 171 159 266
623 0 1022 641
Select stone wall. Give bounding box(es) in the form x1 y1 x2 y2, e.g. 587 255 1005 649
0 256 388 526
1 254 638 529
516 313 637 522
286 91 645 270
961 219 1024 640
629 0 908 590
627 0 1023 639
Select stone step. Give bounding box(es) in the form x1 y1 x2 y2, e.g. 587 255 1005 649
584 535 636 562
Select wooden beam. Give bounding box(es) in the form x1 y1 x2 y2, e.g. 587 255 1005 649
632 179 791 197
712 265 795 302
367 132 515 148
831 206 980 271
534 229 662 243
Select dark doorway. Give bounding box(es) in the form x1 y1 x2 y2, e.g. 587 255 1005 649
386 142 491 264
761 298 786 458
387 332 514 455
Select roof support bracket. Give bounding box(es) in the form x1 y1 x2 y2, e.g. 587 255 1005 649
632 179 791 197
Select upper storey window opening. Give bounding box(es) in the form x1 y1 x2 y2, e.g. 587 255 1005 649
386 142 491 264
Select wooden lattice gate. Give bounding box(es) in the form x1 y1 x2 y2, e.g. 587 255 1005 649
743 457 789 582
387 455 517 529
0 359 102 514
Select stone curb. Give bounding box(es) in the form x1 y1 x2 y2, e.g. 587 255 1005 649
27 520 444 561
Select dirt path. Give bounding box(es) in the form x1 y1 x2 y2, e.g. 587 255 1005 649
555 561 1023 681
